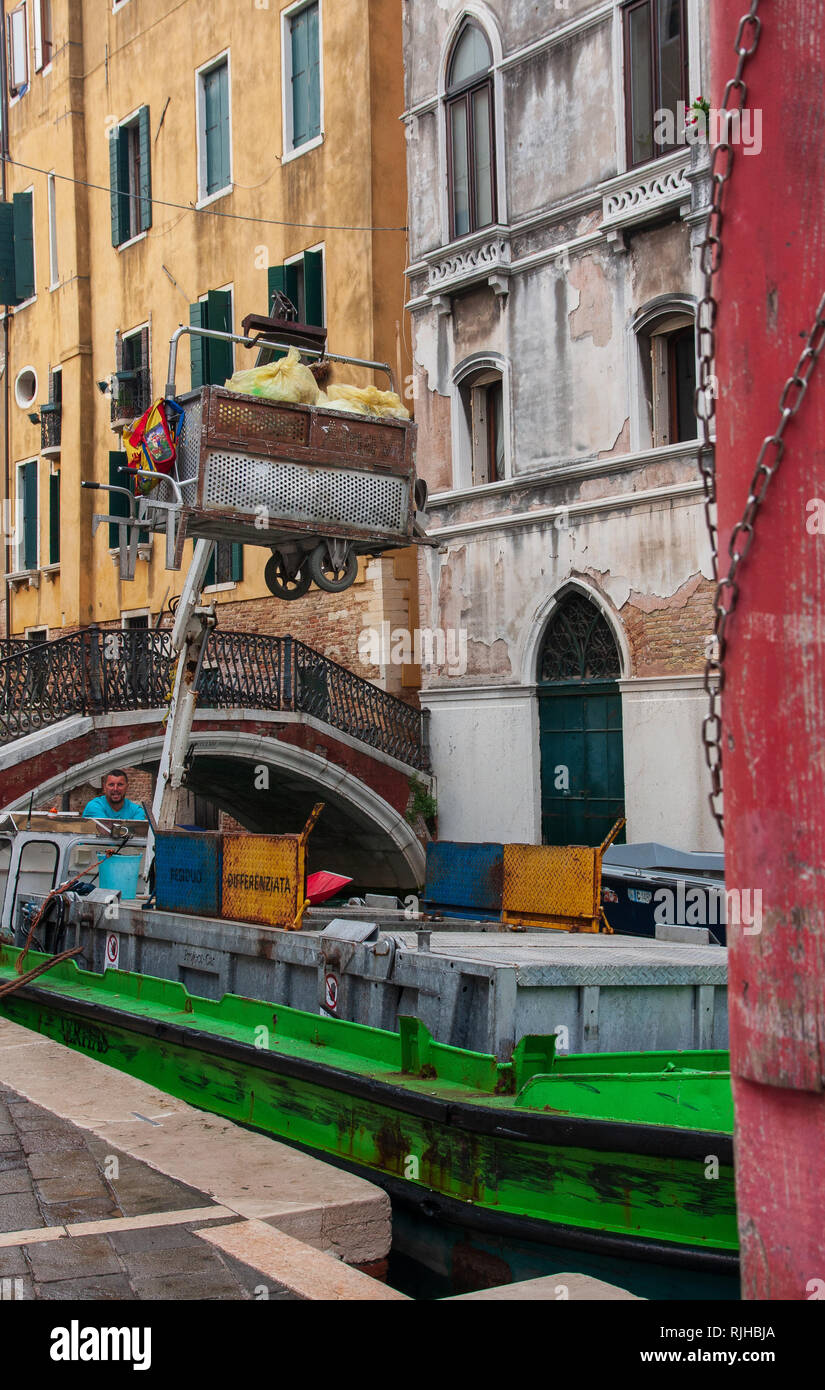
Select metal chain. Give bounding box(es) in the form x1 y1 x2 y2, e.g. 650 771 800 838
694 2 825 834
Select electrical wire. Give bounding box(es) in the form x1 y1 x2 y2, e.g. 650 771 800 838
1 154 408 234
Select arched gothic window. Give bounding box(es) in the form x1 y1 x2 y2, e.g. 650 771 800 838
446 21 496 240
539 593 622 683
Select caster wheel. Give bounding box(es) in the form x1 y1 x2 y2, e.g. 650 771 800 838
307 541 358 593
264 552 311 600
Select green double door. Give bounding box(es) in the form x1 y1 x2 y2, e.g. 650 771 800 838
539 681 625 846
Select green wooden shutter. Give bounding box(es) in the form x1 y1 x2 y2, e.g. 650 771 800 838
23 461 38 570
267 263 286 310
204 62 230 195
291 8 310 147
109 127 129 247
49 472 60 565
265 263 299 363
303 249 324 326
138 106 152 232
203 547 216 588
0 202 18 305
206 289 233 384
12 191 34 301
108 450 129 550
230 543 243 582
307 2 321 140
189 300 207 389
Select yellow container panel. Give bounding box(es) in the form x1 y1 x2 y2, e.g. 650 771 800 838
501 843 601 932
222 835 305 930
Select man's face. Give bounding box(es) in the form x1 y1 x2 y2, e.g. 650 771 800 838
104 776 127 808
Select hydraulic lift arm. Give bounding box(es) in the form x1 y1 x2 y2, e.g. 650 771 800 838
144 537 216 873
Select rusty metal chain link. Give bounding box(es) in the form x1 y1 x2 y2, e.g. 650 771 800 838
694 1 825 834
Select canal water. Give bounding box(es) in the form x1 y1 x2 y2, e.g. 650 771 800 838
385 1199 740 1301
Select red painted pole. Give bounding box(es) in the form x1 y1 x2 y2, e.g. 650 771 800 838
713 3 825 1299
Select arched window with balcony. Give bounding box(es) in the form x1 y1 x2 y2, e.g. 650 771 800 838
446 20 497 241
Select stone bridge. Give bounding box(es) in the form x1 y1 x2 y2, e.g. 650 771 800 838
0 629 431 889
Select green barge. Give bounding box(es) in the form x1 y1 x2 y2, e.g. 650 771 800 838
0 945 737 1277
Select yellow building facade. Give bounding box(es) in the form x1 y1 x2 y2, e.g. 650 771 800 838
1 0 417 689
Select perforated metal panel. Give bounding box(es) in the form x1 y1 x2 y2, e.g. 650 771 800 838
177 394 202 487
202 450 408 531
212 395 309 446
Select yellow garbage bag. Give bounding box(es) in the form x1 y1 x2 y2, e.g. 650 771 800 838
316 391 364 416
224 347 320 404
325 384 410 419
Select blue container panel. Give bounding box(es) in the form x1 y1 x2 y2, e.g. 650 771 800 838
154 833 222 918
423 842 504 916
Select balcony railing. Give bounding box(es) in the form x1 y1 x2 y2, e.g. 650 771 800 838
40 403 62 454
111 368 151 427
0 627 430 771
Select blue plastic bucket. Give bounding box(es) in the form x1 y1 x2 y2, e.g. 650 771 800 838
98 853 142 899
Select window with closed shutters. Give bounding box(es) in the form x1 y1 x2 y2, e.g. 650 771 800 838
109 107 151 246
200 58 231 198
16 459 38 571
288 2 321 151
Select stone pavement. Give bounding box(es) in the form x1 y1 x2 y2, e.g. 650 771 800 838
0 1084 299 1300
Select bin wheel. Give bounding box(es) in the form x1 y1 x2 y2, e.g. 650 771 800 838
264 552 311 601
307 541 358 593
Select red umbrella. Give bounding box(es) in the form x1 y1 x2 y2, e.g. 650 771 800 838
306 871 353 905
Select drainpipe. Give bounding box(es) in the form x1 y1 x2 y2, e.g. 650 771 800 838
0 15 11 644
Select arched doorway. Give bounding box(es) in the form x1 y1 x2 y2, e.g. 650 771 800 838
538 591 626 846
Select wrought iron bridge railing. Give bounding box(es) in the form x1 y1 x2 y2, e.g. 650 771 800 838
0 627 429 772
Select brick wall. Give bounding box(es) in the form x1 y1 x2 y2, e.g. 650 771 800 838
622 575 714 677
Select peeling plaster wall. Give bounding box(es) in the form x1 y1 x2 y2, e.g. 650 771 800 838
405 1 717 850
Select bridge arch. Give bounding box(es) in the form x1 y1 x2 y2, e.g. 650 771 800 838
3 726 425 891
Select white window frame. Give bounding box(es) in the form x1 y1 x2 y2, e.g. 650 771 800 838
32 0 52 73
47 171 59 288
280 0 324 165
283 243 325 324
436 5 507 248
15 458 39 572
7 2 29 101
24 625 48 640
451 352 512 490
195 49 233 208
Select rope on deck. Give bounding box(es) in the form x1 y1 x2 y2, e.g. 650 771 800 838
0 945 84 999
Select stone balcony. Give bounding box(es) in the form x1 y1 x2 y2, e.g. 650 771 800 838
421 229 512 311
600 151 693 250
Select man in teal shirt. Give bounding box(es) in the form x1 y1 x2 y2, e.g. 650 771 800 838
83 770 147 820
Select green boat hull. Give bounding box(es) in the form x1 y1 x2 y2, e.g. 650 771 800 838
0 948 738 1270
